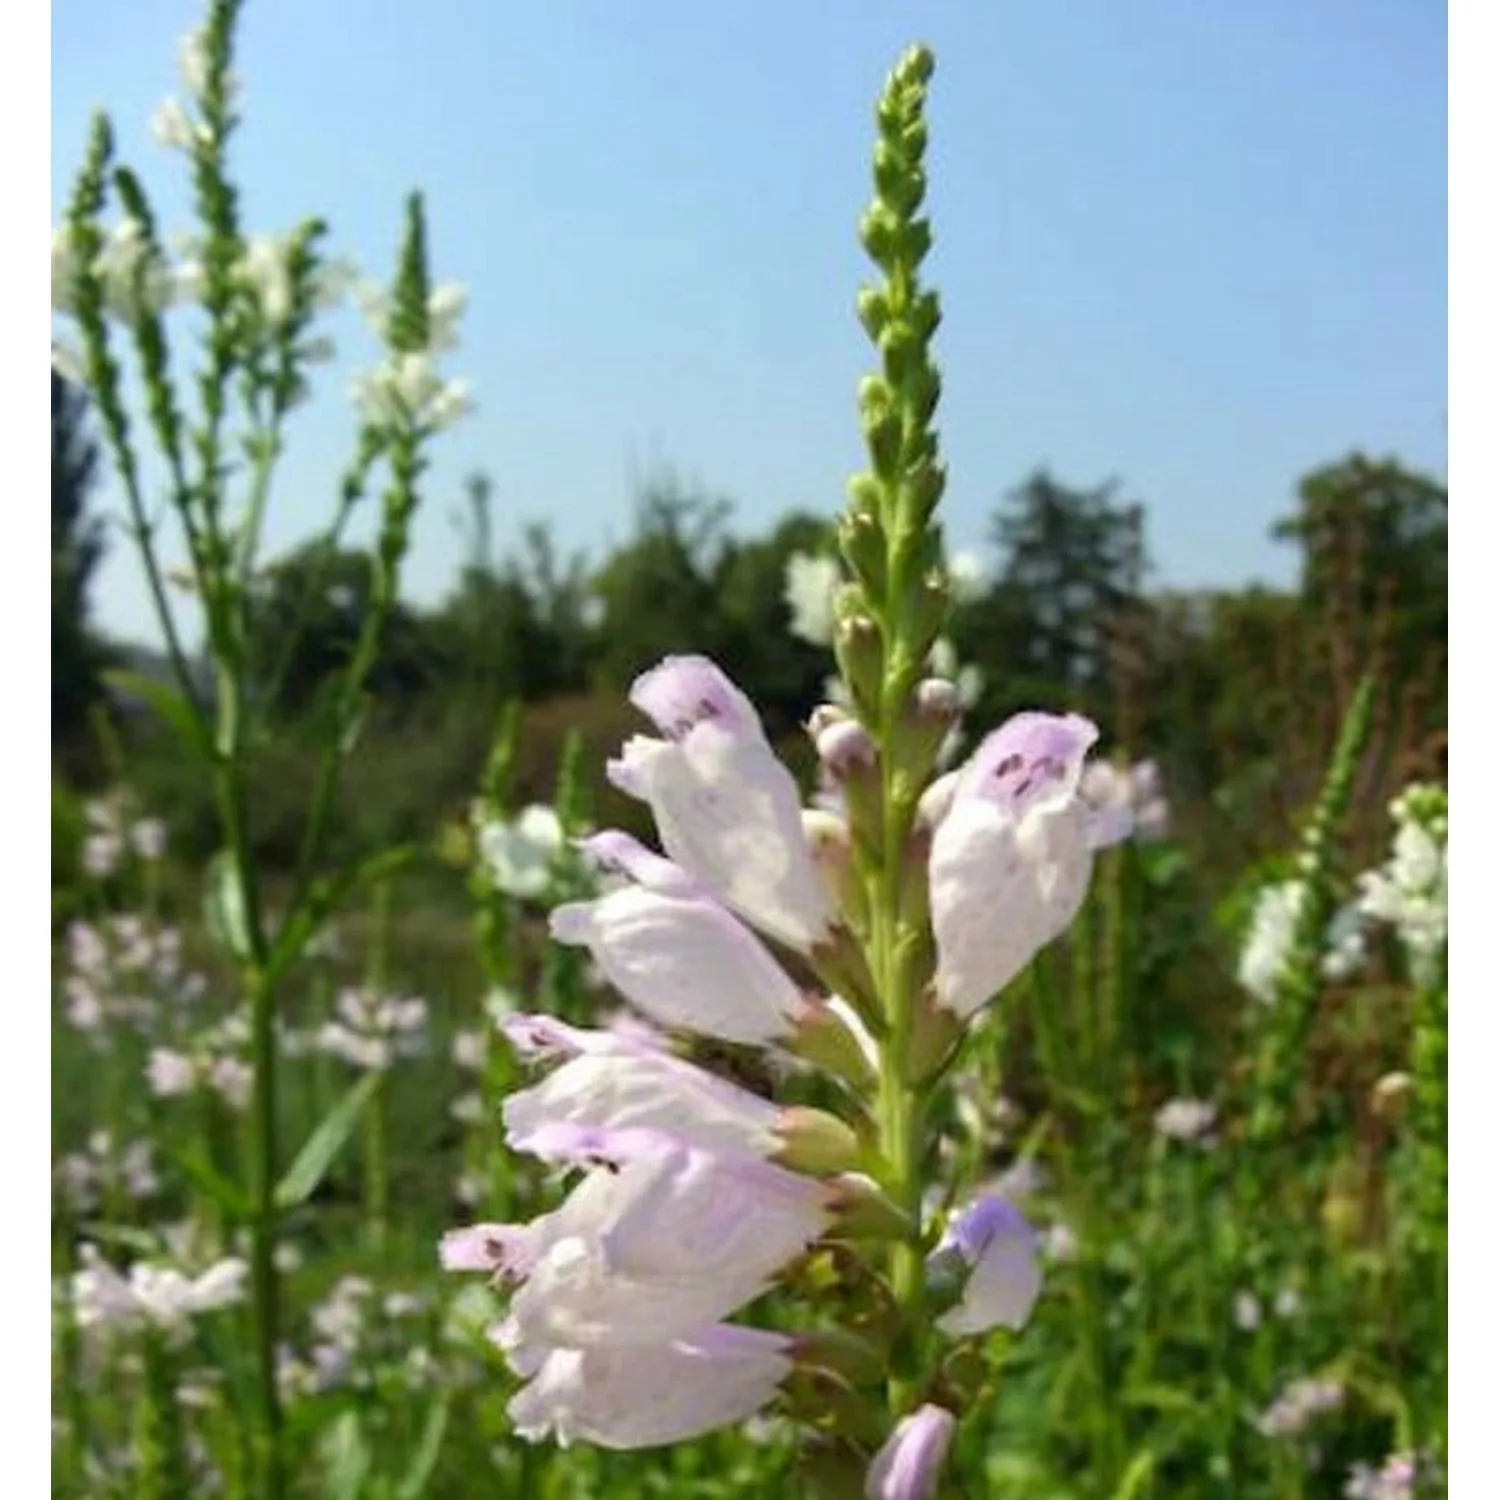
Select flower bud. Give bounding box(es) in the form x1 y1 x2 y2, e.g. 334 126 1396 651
838 507 888 598
773 1107 865 1177
786 997 879 1090
801 810 869 933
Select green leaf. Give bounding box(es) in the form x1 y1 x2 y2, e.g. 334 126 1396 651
275 1071 382 1211
394 1398 450 1500
77 1222 164 1257
101 668 207 755
203 850 254 961
322 1411 371 1500
1109 1448 1158 1500
167 1143 251 1220
1123 1383 1207 1418
268 844 419 985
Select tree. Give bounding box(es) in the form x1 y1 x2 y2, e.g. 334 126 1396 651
52 367 108 745
713 511 838 737
245 543 446 718
1273 453 1447 718
959 469 1150 723
589 470 736 691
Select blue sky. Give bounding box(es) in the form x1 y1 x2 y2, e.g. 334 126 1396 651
53 0 1447 645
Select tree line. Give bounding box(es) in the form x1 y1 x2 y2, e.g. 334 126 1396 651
52 367 1447 869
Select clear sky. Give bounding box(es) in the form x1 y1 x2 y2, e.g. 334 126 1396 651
53 0 1447 645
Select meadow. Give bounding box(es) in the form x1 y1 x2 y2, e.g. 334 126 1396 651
51 4 1447 1496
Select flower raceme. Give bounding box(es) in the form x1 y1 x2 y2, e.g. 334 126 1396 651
442 654 1104 1468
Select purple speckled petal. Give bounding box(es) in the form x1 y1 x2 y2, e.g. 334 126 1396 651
940 1193 1032 1265
576 831 701 898
934 1192 1042 1336
438 1223 537 1279
502 1014 628 1061
629 656 759 742
961 711 1098 814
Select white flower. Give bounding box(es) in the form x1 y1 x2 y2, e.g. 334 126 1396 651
1233 1290 1263 1331
1274 1286 1303 1319
606 656 837 952
130 818 168 860
930 712 1114 1018
931 1195 1042 1336
1256 1376 1344 1437
506 1324 794 1450
93 219 176 322
1079 758 1170 842
1239 882 1373 1003
150 96 199 150
550 834 811 1045
442 1124 834 1351
946 550 988 605
1153 1097 1217 1145
1356 802 1447 984
478 804 564 900
146 1048 197 1098
499 1014 782 1158
452 1030 487 1071
319 987 427 1071
1237 882 1304 1004
783 553 841 646
451 1092 485 1126
72 1246 247 1341
1040 1222 1078 1263
350 353 472 431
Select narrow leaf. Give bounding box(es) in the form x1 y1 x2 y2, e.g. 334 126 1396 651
275 1071 382 1211
395 1398 451 1500
102 668 207 755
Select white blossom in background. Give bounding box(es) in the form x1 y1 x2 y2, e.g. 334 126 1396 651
1152 1097 1217 1146
54 1132 160 1215
1255 1376 1344 1437
783 552 841 646
947 548 988 604
1079 758 1171 842
783 554 986 737
1233 1290 1263 1332
146 1043 253 1111
318 987 428 1071
350 278 473 431
477 804 566 901
925 637 982 714
1273 1286 1303 1320
452 1029 488 1071
71 1244 247 1343
1344 1450 1433 1500
451 1093 486 1126
1237 881 1370 1004
1356 785 1447 986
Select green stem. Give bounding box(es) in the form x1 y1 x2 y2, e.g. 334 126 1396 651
365 1074 388 1252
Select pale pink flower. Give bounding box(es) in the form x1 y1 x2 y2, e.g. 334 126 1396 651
500 1014 781 1159
551 833 810 1046
931 1194 1042 1336
930 712 1118 1019
443 1124 834 1350
506 1323 793 1449
866 1404 957 1499
606 656 836 951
